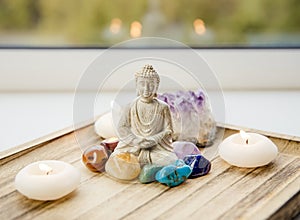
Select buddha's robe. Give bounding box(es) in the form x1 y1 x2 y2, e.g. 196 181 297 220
113 97 177 166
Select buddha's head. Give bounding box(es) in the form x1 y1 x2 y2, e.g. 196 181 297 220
135 64 160 102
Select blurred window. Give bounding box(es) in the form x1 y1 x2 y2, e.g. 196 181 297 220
0 0 299 47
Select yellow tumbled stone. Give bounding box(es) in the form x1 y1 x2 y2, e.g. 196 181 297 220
105 152 141 180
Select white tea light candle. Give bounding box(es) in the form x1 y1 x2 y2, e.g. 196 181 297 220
15 160 81 201
219 131 278 168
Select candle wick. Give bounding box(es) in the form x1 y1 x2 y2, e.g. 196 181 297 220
246 139 249 145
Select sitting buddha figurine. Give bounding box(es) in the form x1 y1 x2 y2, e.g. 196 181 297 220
112 64 177 167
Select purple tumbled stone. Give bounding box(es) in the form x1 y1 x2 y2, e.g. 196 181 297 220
183 154 211 178
172 141 201 159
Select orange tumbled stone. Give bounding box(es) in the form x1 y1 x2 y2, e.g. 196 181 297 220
82 145 109 172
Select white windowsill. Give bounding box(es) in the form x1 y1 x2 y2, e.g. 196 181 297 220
0 48 299 152
1 91 299 152
0 49 299 91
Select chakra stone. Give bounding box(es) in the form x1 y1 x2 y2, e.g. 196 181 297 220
101 137 119 152
82 145 109 172
155 159 192 187
183 154 211 178
139 164 163 184
105 152 141 180
172 141 201 159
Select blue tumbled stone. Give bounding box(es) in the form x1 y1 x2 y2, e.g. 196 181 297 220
139 164 163 184
155 159 192 187
183 154 211 178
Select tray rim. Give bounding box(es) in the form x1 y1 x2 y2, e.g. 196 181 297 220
1 120 299 160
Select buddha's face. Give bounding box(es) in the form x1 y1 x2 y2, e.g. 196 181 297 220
136 77 158 101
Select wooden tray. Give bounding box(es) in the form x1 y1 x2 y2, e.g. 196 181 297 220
0 124 299 220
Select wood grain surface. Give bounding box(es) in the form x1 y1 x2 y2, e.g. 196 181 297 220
0 125 299 220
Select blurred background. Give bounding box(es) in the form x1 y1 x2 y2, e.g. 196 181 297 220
0 0 299 47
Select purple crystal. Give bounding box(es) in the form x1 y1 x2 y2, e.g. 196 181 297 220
189 90 205 110
157 93 176 113
157 89 216 146
158 90 205 113
172 141 201 159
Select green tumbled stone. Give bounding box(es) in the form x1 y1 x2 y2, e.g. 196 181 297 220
139 164 163 184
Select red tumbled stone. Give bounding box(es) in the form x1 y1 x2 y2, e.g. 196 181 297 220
101 137 119 152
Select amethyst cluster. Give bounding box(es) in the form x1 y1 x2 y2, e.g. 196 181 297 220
158 90 205 113
157 90 216 146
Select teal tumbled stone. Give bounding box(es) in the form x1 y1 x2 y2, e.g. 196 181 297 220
155 159 192 187
139 164 163 184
